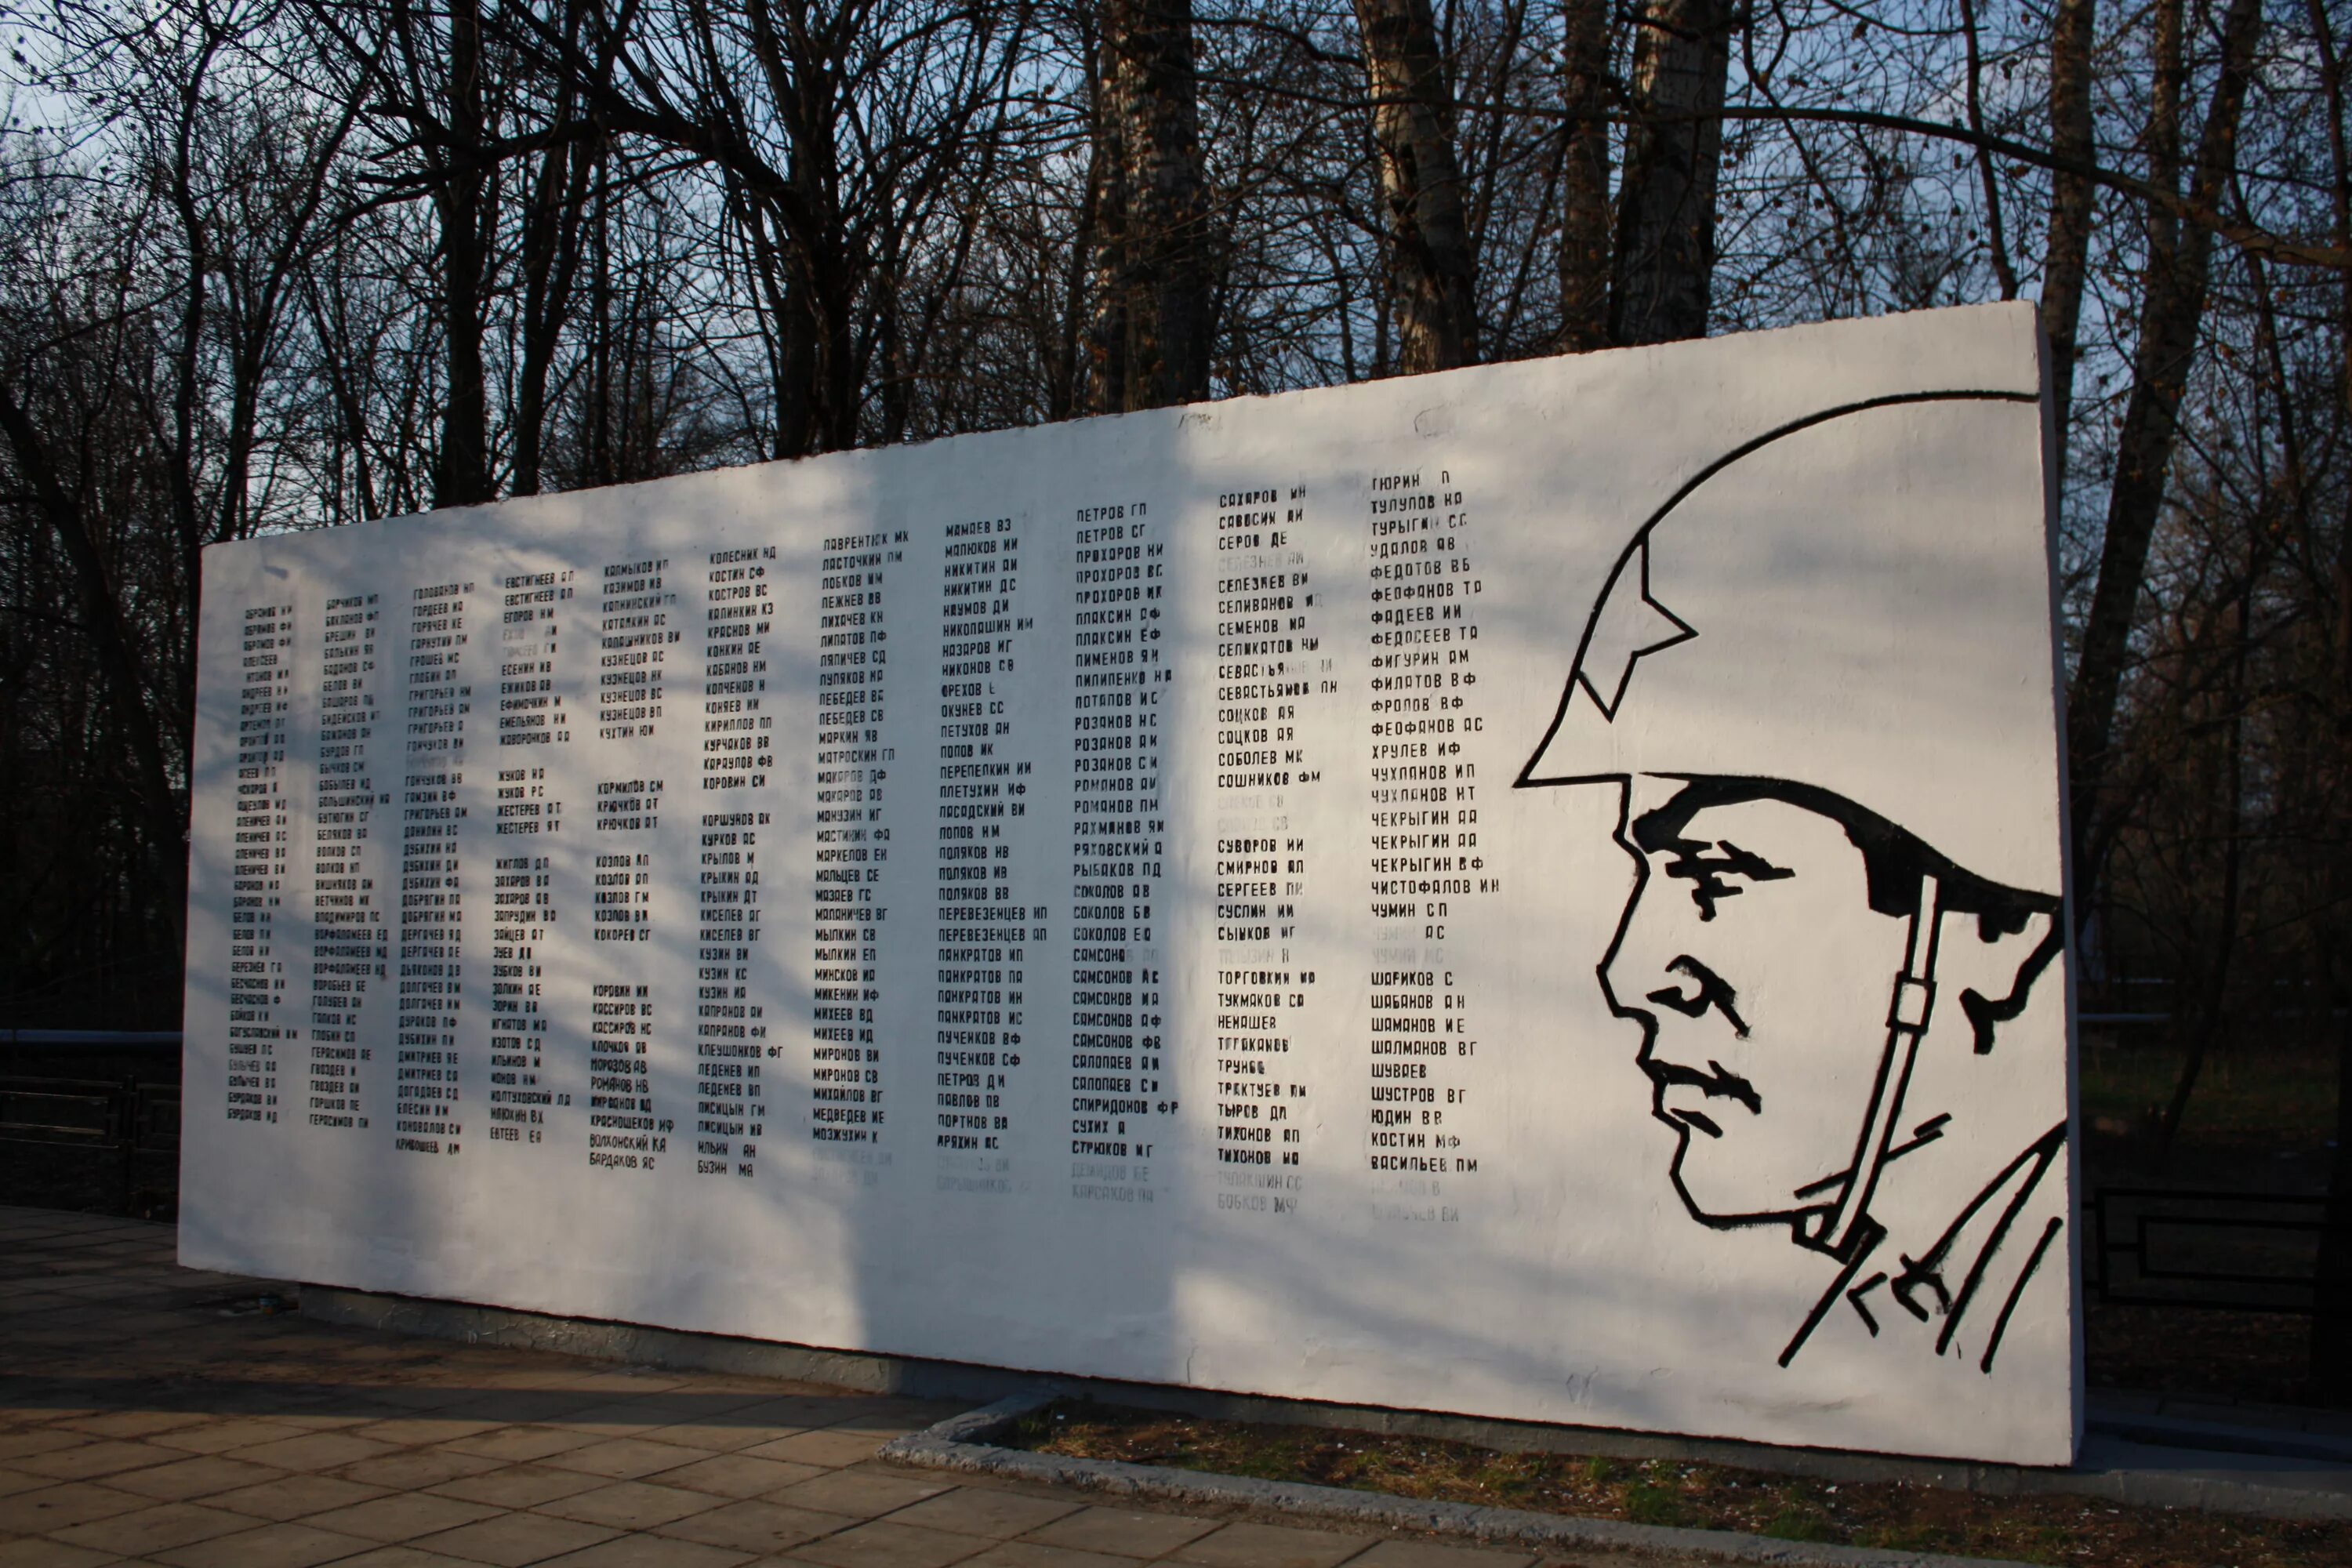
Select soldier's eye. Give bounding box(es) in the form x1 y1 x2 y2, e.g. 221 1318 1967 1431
1661 839 1795 920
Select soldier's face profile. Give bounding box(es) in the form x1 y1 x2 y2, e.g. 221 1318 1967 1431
1605 792 1912 1228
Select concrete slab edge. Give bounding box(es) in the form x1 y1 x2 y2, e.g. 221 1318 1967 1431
880 1396 2020 1568
299 1284 1048 1403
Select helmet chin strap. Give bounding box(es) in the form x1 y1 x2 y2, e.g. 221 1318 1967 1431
1807 872 1943 1259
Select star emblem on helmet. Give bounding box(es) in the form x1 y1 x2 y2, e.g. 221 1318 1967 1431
1575 539 1697 720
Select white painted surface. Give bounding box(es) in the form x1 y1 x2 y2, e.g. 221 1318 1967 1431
182 303 2078 1465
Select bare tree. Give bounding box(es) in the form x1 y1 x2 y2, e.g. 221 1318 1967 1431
511 0 601 496
1610 0 1737 344
2040 0 2097 493
1555 0 1612 351
374 0 499 506
2069 0 2265 887
1354 0 1477 371
1098 0 1216 407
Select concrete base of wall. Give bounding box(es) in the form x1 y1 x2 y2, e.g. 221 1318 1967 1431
302 1285 2352 1519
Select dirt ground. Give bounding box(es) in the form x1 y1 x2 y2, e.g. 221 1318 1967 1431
1021 1404 2348 1568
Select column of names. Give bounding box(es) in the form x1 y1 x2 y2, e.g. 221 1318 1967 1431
696 546 775 1176
1069 503 1160 1203
1363 467 1490 1215
934 517 1024 1189
306 593 381 1134
811 532 893 1149
584 557 667 1175
229 601 294 1128
394 581 470 1159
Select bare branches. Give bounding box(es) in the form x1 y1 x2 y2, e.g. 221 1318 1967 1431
1183 68 2352 273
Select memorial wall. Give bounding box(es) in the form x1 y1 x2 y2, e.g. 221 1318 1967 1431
181 303 2080 1466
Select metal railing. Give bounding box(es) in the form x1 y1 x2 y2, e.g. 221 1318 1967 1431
2089 1186 2335 1313
0 1073 183 1205
0 1075 180 1149
0 1029 182 1049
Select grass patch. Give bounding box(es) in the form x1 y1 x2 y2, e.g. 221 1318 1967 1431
1621 1479 1687 1526
1014 1402 2350 1567
1760 1505 1832 1541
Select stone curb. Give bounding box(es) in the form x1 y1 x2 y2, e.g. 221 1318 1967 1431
879 1395 2022 1568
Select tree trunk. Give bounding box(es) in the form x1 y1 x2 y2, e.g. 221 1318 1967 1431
1084 20 1131 416
2040 0 2097 490
163 41 214 608
1354 0 1478 373
434 0 492 508
583 169 612 484
2066 0 2263 894
1609 0 1734 346
1557 0 1613 353
1049 33 1105 424
513 134 579 496
818 261 861 451
1960 0 2019 299
2158 532 2258 1161
1102 0 1214 409
514 5 595 499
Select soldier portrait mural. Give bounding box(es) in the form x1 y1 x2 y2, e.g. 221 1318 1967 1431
1515 397 2069 1375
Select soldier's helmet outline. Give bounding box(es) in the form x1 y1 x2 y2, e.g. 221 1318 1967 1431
1513 388 2058 897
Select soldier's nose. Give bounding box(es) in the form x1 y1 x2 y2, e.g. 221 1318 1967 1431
1603 892 1667 1002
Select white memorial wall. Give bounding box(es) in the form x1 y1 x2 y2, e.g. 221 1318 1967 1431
182 303 2080 1465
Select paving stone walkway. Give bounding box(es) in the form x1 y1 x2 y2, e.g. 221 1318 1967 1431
0 1207 1654 1568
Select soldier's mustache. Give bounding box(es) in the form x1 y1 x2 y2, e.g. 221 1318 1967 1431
1645 1058 1764 1125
